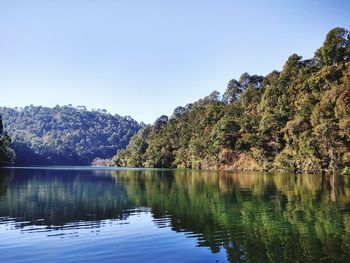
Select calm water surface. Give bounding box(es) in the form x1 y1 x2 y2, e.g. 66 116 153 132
0 167 350 263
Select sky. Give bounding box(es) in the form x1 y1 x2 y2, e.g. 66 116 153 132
0 0 349 124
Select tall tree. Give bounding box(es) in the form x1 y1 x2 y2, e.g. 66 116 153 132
315 27 350 66
223 79 242 104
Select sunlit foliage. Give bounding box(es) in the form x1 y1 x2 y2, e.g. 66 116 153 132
115 27 350 174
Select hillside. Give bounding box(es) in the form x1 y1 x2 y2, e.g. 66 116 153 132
0 105 141 165
114 27 350 175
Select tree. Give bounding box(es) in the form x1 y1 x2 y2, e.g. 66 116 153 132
154 115 168 129
223 79 241 104
204 90 221 103
172 106 186 118
0 115 15 166
315 27 350 66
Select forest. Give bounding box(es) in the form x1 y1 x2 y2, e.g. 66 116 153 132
114 27 350 175
0 105 141 165
0 116 15 166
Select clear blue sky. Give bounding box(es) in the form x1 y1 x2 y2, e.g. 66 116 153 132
0 0 349 123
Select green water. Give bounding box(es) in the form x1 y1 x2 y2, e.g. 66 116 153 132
0 167 349 262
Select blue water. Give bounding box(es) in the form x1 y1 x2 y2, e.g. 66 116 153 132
0 167 350 262
0 212 228 263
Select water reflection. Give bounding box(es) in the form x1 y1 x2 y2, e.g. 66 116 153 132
0 169 135 226
0 168 350 262
111 170 350 262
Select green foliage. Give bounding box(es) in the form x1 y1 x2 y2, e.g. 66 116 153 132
315 27 350 66
0 115 15 166
222 79 241 104
115 28 350 174
0 105 141 165
342 167 350 175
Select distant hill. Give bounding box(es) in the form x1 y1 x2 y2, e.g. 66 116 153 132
0 105 141 165
114 27 350 175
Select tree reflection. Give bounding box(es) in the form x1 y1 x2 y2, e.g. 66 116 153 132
0 168 135 225
112 170 350 263
0 168 350 262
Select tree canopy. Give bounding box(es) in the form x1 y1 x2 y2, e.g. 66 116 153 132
0 115 15 166
114 27 350 175
0 105 141 165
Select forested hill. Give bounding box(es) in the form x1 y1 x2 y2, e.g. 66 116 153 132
114 27 350 175
0 105 141 165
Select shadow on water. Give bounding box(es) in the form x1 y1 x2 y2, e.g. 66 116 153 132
1 167 350 262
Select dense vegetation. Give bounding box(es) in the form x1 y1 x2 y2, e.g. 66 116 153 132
114 27 350 175
0 116 15 166
0 105 141 165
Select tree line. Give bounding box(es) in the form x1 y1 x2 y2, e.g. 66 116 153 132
0 105 141 165
114 27 350 175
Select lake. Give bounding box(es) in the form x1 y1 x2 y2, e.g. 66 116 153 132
0 167 349 263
